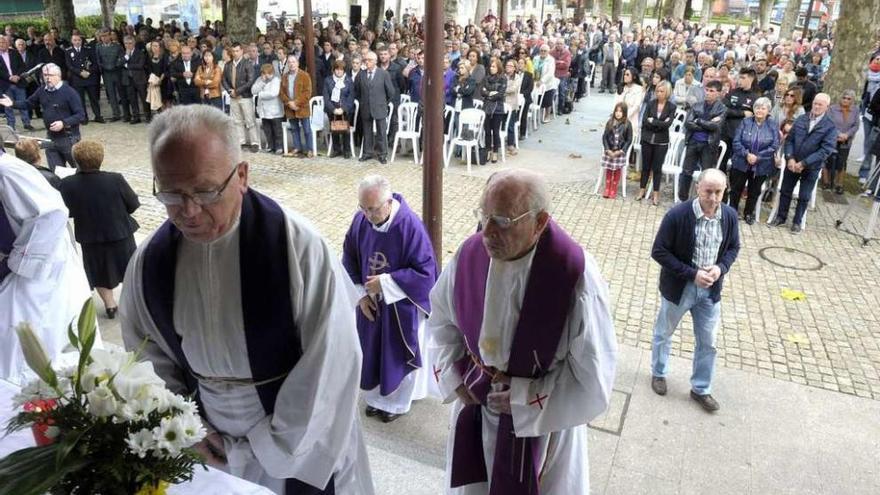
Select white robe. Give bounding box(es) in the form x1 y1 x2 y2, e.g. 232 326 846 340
428 244 618 494
120 207 374 495
354 200 438 415
0 154 92 385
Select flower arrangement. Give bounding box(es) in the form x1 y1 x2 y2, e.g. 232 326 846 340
0 300 206 495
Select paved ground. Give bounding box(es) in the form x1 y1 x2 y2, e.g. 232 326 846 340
15 92 880 493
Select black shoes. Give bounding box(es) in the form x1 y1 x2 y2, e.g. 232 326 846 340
378 156 387 164
94 117 106 124
791 224 802 234
651 376 667 396
365 405 380 417
835 186 844 195
106 307 118 319
769 217 785 227
359 156 372 162
744 214 755 225
365 405 405 423
690 391 720 412
381 411 404 423
109 116 121 122
23 124 35 131
129 118 142 125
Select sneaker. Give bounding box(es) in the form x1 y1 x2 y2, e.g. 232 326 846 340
690 391 720 412
651 376 667 396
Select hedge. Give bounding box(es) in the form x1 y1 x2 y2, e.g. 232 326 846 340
2 14 127 39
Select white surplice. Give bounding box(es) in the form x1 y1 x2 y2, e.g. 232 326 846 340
0 154 92 385
428 244 618 494
354 199 438 415
120 207 374 495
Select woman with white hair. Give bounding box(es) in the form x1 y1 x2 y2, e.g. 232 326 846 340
818 90 860 193
729 97 780 224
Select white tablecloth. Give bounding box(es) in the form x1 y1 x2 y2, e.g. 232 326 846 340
0 379 274 495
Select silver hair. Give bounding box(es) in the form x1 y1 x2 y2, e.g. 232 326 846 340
841 89 857 100
698 168 728 186
753 97 772 111
365 51 378 61
482 169 550 214
358 175 392 201
42 63 61 76
148 105 241 170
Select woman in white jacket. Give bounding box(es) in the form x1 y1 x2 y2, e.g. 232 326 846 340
533 44 556 123
615 67 645 141
252 63 285 154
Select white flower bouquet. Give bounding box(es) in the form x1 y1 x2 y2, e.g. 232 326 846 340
0 300 206 495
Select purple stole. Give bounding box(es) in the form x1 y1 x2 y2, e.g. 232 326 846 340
142 190 334 494
450 220 584 494
0 202 14 283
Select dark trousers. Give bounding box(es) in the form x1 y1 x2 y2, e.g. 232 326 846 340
45 134 80 171
122 82 149 120
506 109 520 145
729 168 767 216
75 84 102 120
178 88 200 105
640 142 668 191
575 76 586 99
261 117 283 152
519 97 531 137
825 144 850 173
776 166 820 226
485 112 503 152
678 141 718 202
362 116 388 159
601 62 616 91
203 96 222 109
103 72 122 118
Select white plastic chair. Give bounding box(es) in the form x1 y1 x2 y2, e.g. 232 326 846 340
326 99 360 158
767 159 819 229
646 132 686 200
688 141 728 197
472 99 484 110
446 108 485 173
584 61 596 98
670 108 687 134
390 102 422 164
528 87 545 134
514 94 525 149
549 77 560 118
443 105 455 168
400 94 411 104
499 103 515 163
359 101 395 159
593 143 633 198
309 96 325 156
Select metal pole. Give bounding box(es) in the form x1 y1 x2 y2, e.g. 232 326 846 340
801 0 816 39
303 0 317 94
423 0 444 265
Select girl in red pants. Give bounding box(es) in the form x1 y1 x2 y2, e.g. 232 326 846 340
600 102 633 199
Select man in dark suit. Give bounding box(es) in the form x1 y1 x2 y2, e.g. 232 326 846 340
355 51 396 164
170 45 201 105
0 35 33 130
96 29 124 121
650 169 740 413
66 34 104 123
38 34 67 80
120 35 148 124
13 38 40 122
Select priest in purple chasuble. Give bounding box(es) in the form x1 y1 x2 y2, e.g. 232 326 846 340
427 169 618 494
342 175 438 423
119 106 374 495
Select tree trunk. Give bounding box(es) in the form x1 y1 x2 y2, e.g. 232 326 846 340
226 0 257 43
758 0 773 30
221 0 228 25
611 0 623 21
700 0 712 25
474 0 490 24
575 0 586 24
365 0 382 32
684 0 693 20
671 0 686 20
44 0 76 40
779 0 800 41
823 0 878 101
592 0 603 17
631 0 648 28
99 0 117 29
499 0 508 26
444 0 459 22
395 0 402 20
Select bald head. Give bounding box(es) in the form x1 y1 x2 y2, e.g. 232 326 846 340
479 169 551 261
698 168 727 188
811 92 830 117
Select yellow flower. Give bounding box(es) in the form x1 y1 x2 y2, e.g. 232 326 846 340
135 480 169 495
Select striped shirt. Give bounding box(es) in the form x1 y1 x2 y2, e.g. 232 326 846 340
691 199 722 269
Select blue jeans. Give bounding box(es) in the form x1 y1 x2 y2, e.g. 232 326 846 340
289 117 313 153
860 121 878 180
3 85 30 128
776 166 820 226
557 77 569 108
651 282 721 395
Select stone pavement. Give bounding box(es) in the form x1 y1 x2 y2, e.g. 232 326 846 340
18 92 880 493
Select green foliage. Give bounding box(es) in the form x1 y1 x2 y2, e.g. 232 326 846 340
2 14 128 39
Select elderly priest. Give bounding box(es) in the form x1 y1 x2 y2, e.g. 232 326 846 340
342 175 438 423
119 105 374 494
428 169 618 494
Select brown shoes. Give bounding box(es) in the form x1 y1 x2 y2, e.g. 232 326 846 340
651 376 667 396
690 391 720 412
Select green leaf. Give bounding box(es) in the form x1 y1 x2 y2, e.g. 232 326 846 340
76 299 97 396
0 444 89 495
67 321 79 351
15 323 59 389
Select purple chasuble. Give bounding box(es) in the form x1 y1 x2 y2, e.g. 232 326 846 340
0 202 15 282
341 193 438 395
450 220 585 494
141 189 335 494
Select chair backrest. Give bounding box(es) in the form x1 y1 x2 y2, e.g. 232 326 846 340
397 102 421 133
472 99 484 110
517 93 525 111
456 108 485 142
532 87 544 106
253 95 260 118
715 140 728 169
444 105 455 138
351 99 360 128
587 61 596 78
310 96 324 129
670 108 687 134
400 94 411 104
663 133 686 172
501 103 513 131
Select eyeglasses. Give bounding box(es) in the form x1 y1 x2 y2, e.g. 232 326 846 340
358 199 391 215
785 93 794 97
473 208 536 229
152 162 241 206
